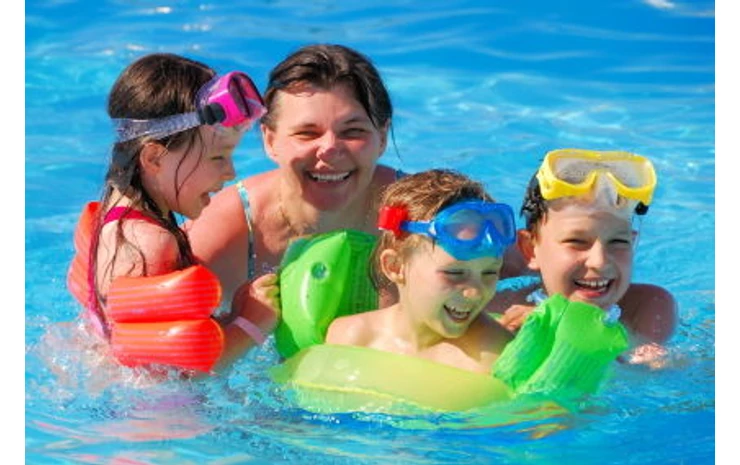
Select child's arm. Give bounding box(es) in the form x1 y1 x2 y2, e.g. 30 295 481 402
618 283 677 345
485 283 538 333
215 273 280 371
97 220 180 296
496 304 536 333
618 283 677 368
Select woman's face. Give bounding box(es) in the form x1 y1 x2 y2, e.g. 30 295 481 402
261 83 388 211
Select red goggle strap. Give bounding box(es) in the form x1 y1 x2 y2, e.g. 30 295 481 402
377 205 409 238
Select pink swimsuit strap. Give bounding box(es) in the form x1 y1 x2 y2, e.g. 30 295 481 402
103 207 161 226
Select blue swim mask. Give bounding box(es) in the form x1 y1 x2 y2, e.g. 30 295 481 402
377 200 517 260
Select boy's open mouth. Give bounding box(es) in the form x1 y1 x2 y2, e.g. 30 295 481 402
574 278 611 293
444 304 473 322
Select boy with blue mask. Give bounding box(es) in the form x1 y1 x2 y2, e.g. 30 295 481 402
325 169 516 374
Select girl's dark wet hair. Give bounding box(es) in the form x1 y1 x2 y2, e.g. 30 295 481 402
261 43 393 134
93 53 216 328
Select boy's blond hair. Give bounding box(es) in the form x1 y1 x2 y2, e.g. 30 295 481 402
371 169 493 289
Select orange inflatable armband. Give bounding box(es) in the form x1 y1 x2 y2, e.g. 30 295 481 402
66 201 225 373
111 319 225 373
67 202 100 307
107 266 222 322
106 267 225 373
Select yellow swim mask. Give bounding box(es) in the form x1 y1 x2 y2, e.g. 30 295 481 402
535 148 657 206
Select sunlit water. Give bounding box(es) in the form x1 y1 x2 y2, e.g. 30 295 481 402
26 1 715 463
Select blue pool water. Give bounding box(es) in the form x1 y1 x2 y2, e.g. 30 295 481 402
25 1 715 463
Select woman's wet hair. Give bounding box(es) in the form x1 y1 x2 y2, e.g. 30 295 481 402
370 169 493 290
261 43 393 133
95 53 216 318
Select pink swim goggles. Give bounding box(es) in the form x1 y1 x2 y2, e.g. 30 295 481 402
112 71 267 142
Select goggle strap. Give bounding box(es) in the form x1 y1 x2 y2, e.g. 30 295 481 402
635 202 649 216
402 221 432 236
112 112 201 143
377 205 408 238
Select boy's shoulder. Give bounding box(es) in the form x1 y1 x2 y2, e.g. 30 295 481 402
466 313 514 354
619 283 678 344
325 307 386 346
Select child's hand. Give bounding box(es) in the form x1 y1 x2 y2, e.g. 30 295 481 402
497 304 536 332
231 273 281 336
626 342 668 369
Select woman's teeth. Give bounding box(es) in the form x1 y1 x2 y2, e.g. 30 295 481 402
309 171 351 182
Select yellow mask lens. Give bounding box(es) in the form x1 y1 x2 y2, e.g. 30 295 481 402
536 149 657 205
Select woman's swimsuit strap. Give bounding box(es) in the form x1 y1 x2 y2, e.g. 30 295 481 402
237 181 257 280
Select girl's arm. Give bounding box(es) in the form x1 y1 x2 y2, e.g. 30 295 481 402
215 273 280 371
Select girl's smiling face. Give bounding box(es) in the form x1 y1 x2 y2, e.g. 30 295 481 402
524 201 635 310
153 126 239 219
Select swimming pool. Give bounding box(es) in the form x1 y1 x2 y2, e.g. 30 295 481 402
25 1 715 463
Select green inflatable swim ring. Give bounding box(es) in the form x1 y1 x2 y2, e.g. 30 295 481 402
270 344 513 414
272 229 630 413
275 229 379 359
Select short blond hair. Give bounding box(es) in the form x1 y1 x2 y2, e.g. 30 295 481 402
371 169 493 289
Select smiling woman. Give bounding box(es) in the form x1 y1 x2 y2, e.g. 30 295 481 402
186 44 401 321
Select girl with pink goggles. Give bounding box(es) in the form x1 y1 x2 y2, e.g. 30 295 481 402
112 71 266 142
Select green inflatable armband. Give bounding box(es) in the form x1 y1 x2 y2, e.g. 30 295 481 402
493 293 629 399
275 229 379 359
